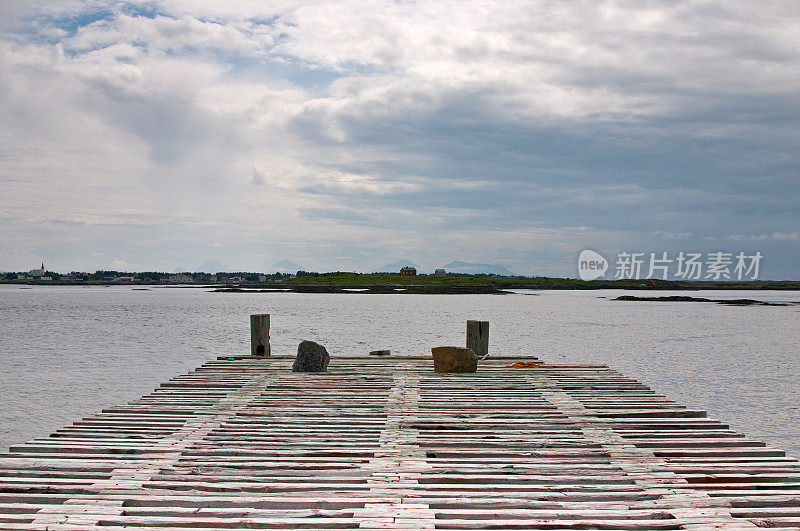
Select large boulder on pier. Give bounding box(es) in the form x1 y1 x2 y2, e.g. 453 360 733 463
431 346 478 373
292 340 330 372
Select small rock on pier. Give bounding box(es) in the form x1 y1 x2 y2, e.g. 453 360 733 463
292 340 330 372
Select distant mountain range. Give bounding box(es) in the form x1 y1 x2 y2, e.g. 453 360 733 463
272 260 305 273
195 259 228 273
370 259 420 273
441 260 515 276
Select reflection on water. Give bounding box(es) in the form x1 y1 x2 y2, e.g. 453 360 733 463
1 285 798 455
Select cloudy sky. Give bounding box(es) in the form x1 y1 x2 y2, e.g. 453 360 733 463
1 0 798 278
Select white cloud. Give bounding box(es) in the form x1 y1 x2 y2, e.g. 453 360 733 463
67 14 274 55
651 230 692 239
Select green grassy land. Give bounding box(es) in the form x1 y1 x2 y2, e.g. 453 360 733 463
282 272 800 290
4 271 798 290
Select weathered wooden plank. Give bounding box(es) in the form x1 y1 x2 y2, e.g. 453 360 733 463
0 355 798 529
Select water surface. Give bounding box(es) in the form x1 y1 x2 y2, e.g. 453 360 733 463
1 285 798 455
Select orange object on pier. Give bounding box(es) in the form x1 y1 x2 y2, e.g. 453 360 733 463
506 361 538 368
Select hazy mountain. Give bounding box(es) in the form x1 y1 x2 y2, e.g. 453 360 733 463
441 260 515 276
195 259 227 273
172 266 187 273
272 260 305 273
370 259 420 273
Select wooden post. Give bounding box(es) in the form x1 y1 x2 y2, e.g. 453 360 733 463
466 320 489 359
250 314 270 357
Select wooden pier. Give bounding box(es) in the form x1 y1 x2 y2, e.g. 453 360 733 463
2 355 800 529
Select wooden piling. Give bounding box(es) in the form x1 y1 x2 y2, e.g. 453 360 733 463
467 320 489 358
250 314 270 357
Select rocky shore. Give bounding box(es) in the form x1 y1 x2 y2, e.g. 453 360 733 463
613 295 796 306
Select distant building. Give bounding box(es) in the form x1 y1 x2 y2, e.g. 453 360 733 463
28 262 45 277
258 274 267 282
400 266 417 276
434 268 446 277
17 274 26 279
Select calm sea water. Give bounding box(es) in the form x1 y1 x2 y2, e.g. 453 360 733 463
1 285 798 455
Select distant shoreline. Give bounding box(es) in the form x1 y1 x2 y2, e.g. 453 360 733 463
214 284 800 294
3 274 799 293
